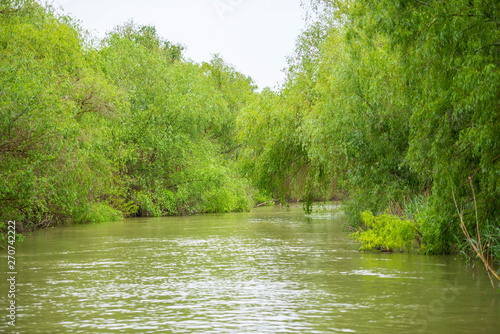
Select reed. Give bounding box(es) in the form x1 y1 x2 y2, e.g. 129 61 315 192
452 177 500 292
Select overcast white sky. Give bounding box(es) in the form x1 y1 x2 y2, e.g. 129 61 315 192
52 0 306 90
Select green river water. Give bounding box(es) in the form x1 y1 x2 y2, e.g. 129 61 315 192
1 204 499 333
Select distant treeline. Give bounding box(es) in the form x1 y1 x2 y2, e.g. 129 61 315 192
1 0 500 275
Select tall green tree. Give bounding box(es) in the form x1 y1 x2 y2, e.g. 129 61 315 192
99 22 254 215
342 0 500 256
0 0 124 228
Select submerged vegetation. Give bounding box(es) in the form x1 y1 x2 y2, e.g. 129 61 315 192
1 0 499 282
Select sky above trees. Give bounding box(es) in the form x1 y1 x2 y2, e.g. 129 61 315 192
53 0 305 90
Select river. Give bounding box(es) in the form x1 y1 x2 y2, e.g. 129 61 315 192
1 204 499 333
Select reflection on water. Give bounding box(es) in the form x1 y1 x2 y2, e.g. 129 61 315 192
1 204 499 333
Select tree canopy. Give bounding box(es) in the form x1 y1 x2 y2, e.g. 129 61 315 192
0 0 257 234
237 0 500 271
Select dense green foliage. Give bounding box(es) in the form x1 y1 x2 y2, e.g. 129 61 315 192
353 211 417 252
0 0 256 243
98 23 255 216
237 0 500 270
0 1 122 229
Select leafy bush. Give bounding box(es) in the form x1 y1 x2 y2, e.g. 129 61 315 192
134 190 177 217
252 190 274 206
84 203 123 223
352 211 417 252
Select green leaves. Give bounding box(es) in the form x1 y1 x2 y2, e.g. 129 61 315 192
237 0 499 269
1 1 257 228
372 0 500 257
353 211 417 252
0 1 119 226
98 23 256 217
291 0 500 264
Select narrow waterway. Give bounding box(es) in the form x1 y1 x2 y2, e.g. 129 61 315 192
1 204 498 333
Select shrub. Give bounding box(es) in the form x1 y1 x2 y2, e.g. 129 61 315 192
352 211 417 252
85 202 123 223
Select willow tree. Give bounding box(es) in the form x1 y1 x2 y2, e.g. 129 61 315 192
309 0 500 264
238 1 419 215
345 0 500 257
0 0 125 228
99 23 255 215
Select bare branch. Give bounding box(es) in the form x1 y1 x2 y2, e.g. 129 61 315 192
452 186 500 291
